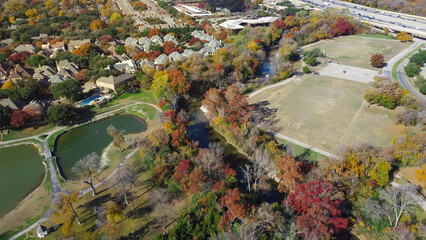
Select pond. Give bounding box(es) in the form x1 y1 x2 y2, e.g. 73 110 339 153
0 144 45 218
55 115 147 179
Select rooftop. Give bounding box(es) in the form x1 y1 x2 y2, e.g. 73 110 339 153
219 17 279 30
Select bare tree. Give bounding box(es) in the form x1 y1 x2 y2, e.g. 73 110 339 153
241 165 253 192
150 189 171 229
72 152 100 196
387 225 415 240
114 166 136 210
365 185 418 230
93 206 106 228
209 141 224 158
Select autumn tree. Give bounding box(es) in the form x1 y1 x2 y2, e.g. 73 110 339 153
218 188 246 231
91 19 107 31
10 51 30 64
169 70 190 95
370 54 385 68
393 133 426 167
53 192 81 235
25 8 38 19
107 125 125 152
72 42 93 56
151 70 169 97
109 12 122 23
9 109 31 128
187 167 207 194
149 28 161 38
288 180 348 239
275 155 303 193
72 152 101 196
241 163 265 192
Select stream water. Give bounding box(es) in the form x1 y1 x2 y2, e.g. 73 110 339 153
186 102 283 203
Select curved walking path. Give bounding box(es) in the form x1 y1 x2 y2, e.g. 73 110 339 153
2 101 162 240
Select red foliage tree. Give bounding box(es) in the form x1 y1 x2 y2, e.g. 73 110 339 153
187 167 207 194
188 38 200 46
10 51 30 64
274 20 287 29
153 164 172 183
370 54 385 68
174 160 192 183
335 17 354 35
149 28 161 38
163 41 178 55
218 31 227 41
201 22 214 35
198 2 207 9
218 188 245 231
99 34 113 42
288 180 348 240
133 51 148 61
169 70 190 95
224 94 253 126
10 110 31 128
147 51 160 61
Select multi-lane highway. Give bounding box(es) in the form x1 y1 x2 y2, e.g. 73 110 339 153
300 0 426 37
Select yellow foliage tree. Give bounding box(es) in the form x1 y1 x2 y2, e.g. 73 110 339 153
105 201 123 222
9 16 15 24
369 161 391 186
44 0 52 9
151 70 169 97
90 19 106 31
109 12 122 23
25 8 38 19
1 80 16 90
415 164 426 187
247 41 258 51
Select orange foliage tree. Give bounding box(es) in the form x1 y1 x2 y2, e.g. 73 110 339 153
90 19 107 31
72 43 93 56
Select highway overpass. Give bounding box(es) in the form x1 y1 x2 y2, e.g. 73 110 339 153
299 0 426 38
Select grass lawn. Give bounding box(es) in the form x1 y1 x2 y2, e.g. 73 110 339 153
2 124 57 142
0 160 51 240
276 138 325 162
354 34 393 40
116 90 158 104
392 43 425 80
304 36 412 70
249 75 407 153
35 152 192 240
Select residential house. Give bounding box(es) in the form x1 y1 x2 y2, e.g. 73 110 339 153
154 54 169 65
96 73 135 92
37 49 54 58
50 41 66 51
182 49 197 58
150 35 163 44
169 51 184 62
138 37 150 46
199 46 216 56
67 39 90 51
137 59 156 69
57 60 79 77
14 44 35 53
125 37 138 46
0 63 11 81
191 30 214 42
206 40 223 50
50 75 69 85
112 59 137 73
33 65 56 80
9 65 33 81
0 99 24 110
163 34 178 46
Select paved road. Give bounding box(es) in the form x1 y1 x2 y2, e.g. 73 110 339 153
301 0 426 37
3 101 162 240
397 59 426 101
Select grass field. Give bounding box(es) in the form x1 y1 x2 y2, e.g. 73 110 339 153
304 36 412 70
249 75 407 153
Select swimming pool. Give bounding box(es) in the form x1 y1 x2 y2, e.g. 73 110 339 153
79 94 102 106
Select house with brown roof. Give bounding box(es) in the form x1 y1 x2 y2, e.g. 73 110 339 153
9 65 33 81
